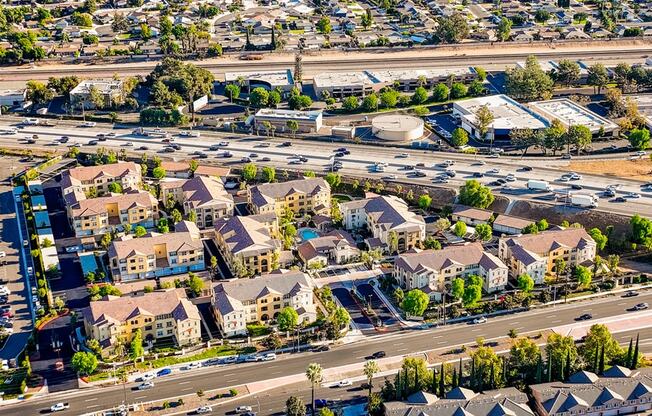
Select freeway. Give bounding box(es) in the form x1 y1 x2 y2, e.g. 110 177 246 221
1 120 651 218
3 290 652 416
1 45 652 83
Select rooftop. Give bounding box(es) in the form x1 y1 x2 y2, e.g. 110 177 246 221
372 114 424 132
108 221 202 259
70 190 157 218
254 108 323 121
249 177 329 209
454 94 549 131
224 69 294 87
71 79 124 95
529 99 619 132
395 243 506 274
313 71 381 89
369 67 475 82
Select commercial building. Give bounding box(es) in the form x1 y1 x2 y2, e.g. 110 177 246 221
212 214 283 277
493 214 535 235
224 69 295 94
252 108 323 133
248 177 331 216
82 288 201 353
160 176 234 229
452 94 549 141
498 228 597 284
530 367 652 416
340 193 425 253
212 270 316 337
451 205 493 226
384 387 533 416
0 89 27 108
60 162 142 205
297 230 360 267
371 115 424 142
68 190 158 237
108 221 205 282
529 98 619 137
70 79 125 110
313 71 381 98
394 243 509 297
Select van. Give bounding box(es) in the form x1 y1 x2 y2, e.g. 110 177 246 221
261 353 276 361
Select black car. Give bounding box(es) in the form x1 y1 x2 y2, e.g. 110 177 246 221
614 196 626 202
497 178 507 184
571 184 583 190
372 351 386 359
414 171 426 177
335 147 347 152
416 162 425 167
282 142 292 147
473 172 484 178
334 152 344 158
520 166 533 171
577 313 593 321
445 171 456 177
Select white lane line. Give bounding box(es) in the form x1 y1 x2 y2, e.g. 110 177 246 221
134 396 148 400
515 326 525 330
396 348 408 352
551 320 562 323
548 315 557 318
271 371 283 375
84 398 98 402
510 321 520 325
433 335 443 339
394 342 405 346
583 308 593 312
437 341 446 345
222 373 236 377
471 328 482 332
181 387 193 392
86 405 100 409
179 381 190 385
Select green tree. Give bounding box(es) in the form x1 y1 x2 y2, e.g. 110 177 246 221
324 172 341 189
262 166 276 183
380 88 400 108
418 194 432 210
363 360 380 398
134 226 147 238
545 333 578 380
224 84 241 102
242 163 258 182
129 329 144 362
187 273 204 296
587 63 610 94
451 128 469 147
454 221 467 237
107 182 123 193
555 60 581 87
435 13 469 43
316 17 332 34
580 324 623 369
411 86 428 105
475 104 495 141
305 363 323 416
628 128 650 150
462 276 482 307
342 96 359 112
496 17 512 41
451 278 465 300
508 337 540 383
26 80 54 107
450 83 467 99
286 396 306 416
286 120 299 138
575 265 592 288
505 56 554 101
475 224 492 241
432 83 449 102
362 94 379 112
401 289 429 317
249 87 269 107
71 351 98 375
588 228 608 251
331 306 350 329
517 273 534 293
566 125 592 156
471 345 503 389
277 307 299 331
152 166 166 179
459 180 494 209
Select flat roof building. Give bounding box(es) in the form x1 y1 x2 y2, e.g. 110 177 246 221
372 114 424 142
70 79 125 110
0 89 27 108
224 69 295 93
253 108 323 133
529 98 619 136
452 94 549 141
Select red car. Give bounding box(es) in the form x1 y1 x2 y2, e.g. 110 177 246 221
1 310 13 318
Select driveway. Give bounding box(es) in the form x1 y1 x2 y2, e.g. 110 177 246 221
355 283 400 331
330 287 373 333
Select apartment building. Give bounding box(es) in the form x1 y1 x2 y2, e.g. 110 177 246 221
81 288 201 354
160 176 234 229
394 243 509 298
70 79 125 110
212 270 316 337
530 367 652 416
339 193 425 252
297 230 360 267
68 190 158 237
498 228 597 284
108 221 205 282
248 178 331 216
213 214 283 277
61 162 142 205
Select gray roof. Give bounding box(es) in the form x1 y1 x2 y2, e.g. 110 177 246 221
214 215 280 255
249 178 329 209
341 193 425 233
395 243 507 274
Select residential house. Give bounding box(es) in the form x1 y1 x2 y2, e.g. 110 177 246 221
108 221 205 281
340 193 426 252
68 190 158 237
160 176 234 229
212 214 284 277
248 177 331 216
297 230 360 268
493 214 535 235
394 243 509 298
82 288 201 353
212 270 316 337
530 368 652 416
60 162 142 206
451 205 493 226
498 228 597 284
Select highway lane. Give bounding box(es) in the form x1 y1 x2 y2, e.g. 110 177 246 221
1 46 651 83
3 290 652 416
1 120 651 218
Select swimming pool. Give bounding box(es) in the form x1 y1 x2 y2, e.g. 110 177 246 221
298 228 320 241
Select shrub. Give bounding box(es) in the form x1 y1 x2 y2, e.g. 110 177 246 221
230 388 238 397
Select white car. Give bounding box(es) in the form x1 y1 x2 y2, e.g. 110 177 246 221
261 353 276 361
50 403 69 412
0 287 10 296
473 317 487 324
183 362 202 370
219 141 229 146
505 175 516 182
0 251 5 258
382 174 398 180
1 359 8 370
140 373 156 382
235 406 253 413
634 302 649 310
137 381 154 390
337 379 353 387
627 192 641 199
196 406 213 414
558 176 570 182
636 150 647 156
124 142 134 147
487 168 499 174
80 121 96 127
397 153 409 158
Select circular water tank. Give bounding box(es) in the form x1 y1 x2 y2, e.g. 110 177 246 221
371 115 424 142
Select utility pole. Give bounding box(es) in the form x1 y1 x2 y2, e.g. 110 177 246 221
294 40 304 85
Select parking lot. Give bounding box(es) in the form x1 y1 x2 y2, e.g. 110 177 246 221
316 264 368 279
355 283 400 332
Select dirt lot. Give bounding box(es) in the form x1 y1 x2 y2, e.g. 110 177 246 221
569 159 652 182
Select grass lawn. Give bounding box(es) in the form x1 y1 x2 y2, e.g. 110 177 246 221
116 34 131 40
247 323 271 337
135 345 256 370
332 194 352 203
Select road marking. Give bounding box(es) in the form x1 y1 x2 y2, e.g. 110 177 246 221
393 342 405 346
583 308 592 312
437 341 446 344
548 315 557 318
396 348 408 352
510 321 520 325
225 379 238 383
471 328 482 332
134 396 148 400
222 373 236 376
551 320 562 323
271 371 283 375
618 302 627 305
84 398 98 402
86 405 100 409
433 335 443 339
515 326 525 330
181 387 193 392
179 381 191 385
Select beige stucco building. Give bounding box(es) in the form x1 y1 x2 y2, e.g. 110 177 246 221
248 178 331 216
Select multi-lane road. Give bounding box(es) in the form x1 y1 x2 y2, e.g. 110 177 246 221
4 290 652 416
2 119 652 218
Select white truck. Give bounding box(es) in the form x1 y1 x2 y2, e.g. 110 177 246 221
132 127 169 138
527 179 550 191
570 193 598 208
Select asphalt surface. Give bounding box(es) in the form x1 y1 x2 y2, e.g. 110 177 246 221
5 290 652 416
0 119 650 218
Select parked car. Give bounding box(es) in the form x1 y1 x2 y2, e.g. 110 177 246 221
156 368 172 377
623 290 639 297
261 353 276 361
183 362 202 370
473 316 487 324
139 373 156 382
137 382 154 390
336 379 353 387
196 406 213 414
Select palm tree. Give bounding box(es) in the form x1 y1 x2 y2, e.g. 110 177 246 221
305 363 323 416
363 360 380 399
